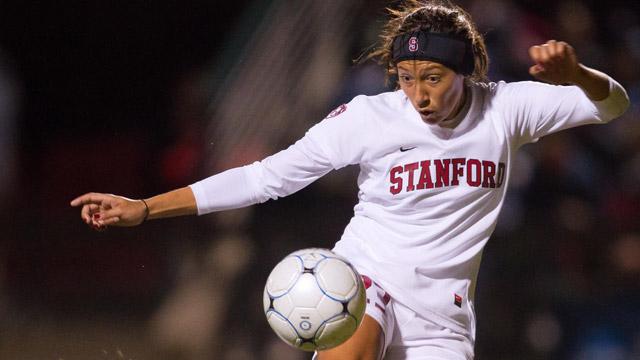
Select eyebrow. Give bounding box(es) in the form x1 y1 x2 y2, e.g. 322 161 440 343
397 63 445 72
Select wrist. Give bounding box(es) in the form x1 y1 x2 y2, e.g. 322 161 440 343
568 64 589 86
140 199 150 222
570 64 609 101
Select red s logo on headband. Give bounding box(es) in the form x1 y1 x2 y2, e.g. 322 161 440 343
408 36 419 52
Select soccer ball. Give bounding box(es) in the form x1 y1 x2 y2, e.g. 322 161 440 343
263 248 366 352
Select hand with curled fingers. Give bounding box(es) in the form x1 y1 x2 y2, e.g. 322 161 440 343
70 192 149 230
528 40 583 85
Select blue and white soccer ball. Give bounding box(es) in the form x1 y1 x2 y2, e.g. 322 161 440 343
263 248 366 352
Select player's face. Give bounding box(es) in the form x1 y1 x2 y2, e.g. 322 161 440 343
397 60 466 128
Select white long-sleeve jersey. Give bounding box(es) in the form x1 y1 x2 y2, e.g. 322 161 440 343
190 78 629 340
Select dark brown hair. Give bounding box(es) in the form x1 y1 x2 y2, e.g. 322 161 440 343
366 0 489 84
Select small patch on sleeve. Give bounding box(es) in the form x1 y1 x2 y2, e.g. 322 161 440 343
325 104 347 119
454 294 463 308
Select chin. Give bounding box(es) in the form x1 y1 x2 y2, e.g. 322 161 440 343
420 115 441 124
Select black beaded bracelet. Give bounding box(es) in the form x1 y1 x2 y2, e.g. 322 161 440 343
141 199 150 222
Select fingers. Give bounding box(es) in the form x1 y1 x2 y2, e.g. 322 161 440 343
529 43 548 66
563 42 577 63
71 192 116 231
529 41 554 69
70 192 111 207
529 64 543 77
85 206 121 231
528 40 579 84
96 215 121 227
86 212 119 231
529 40 573 67
96 207 123 226
80 203 100 224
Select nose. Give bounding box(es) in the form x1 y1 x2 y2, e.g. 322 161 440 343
415 81 430 108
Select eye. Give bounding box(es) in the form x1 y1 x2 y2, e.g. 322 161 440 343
427 75 441 83
399 74 413 83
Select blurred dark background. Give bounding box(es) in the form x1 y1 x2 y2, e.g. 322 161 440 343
0 0 638 359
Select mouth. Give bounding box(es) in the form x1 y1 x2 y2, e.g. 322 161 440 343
418 110 437 122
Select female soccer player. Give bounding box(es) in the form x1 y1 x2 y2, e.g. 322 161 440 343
71 0 629 359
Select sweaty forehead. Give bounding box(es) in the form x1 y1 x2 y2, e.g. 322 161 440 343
397 60 448 72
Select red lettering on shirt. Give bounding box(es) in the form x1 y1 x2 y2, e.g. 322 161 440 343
389 158 506 195
416 160 434 190
451 158 466 186
389 166 403 195
496 162 506 187
466 159 482 187
434 159 451 188
482 160 496 188
404 162 420 192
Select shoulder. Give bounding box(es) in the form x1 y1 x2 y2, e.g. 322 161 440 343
309 91 403 143
345 90 404 112
363 90 406 106
304 92 402 167
472 80 582 111
321 90 403 123
490 80 582 99
471 80 547 97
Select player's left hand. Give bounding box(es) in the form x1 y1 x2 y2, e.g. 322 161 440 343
528 40 582 85
70 192 148 230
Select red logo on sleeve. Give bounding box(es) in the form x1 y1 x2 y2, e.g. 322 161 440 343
325 104 347 118
454 294 463 308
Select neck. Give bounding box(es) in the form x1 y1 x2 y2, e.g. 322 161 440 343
440 85 469 129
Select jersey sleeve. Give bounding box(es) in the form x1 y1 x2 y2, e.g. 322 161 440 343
189 96 368 215
496 75 629 147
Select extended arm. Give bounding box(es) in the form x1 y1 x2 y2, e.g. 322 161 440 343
71 132 338 229
70 187 197 228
